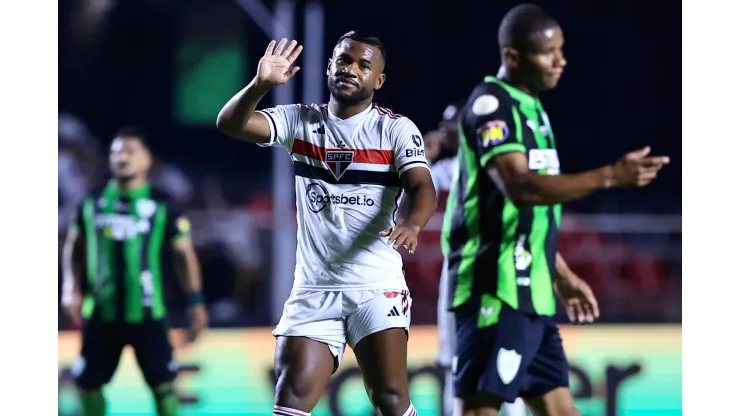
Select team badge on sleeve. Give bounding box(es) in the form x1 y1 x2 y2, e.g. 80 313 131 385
478 120 510 147
176 217 191 234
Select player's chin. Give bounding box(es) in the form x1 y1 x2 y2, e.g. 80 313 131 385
542 75 562 89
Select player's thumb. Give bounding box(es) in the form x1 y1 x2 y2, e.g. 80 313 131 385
627 146 650 160
289 66 301 77
379 228 392 236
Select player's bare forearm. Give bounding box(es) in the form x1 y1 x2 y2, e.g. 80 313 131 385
487 152 613 206
216 79 273 143
172 237 203 293
554 252 575 282
61 229 84 300
400 168 437 229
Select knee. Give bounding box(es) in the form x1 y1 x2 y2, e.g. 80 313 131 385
274 367 315 404
368 384 410 415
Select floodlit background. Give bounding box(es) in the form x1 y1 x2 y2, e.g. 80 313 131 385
58 1 681 415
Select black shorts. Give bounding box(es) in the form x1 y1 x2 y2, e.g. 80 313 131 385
453 301 570 403
73 319 177 389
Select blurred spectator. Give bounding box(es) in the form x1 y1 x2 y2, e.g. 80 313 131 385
150 157 194 207
190 177 264 324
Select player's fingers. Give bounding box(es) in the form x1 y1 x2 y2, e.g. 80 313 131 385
588 297 600 320
572 301 586 324
264 40 276 56
640 158 668 168
393 235 411 250
287 45 304 64
625 146 650 160
288 66 301 78
565 304 576 323
379 227 393 237
408 238 418 254
273 38 288 55
281 39 298 57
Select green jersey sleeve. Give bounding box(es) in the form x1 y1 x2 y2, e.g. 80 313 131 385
165 204 191 242
466 86 526 169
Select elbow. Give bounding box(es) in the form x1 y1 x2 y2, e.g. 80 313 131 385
504 182 534 208
215 110 233 135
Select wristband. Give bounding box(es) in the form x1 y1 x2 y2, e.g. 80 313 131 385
187 292 204 306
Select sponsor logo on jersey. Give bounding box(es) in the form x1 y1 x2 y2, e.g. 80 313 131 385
305 183 375 213
528 149 560 174
96 214 150 241
472 94 500 116
478 120 509 147
325 150 354 180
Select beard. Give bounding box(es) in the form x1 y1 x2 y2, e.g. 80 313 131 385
327 77 373 104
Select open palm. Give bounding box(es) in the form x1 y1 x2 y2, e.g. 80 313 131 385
257 38 303 88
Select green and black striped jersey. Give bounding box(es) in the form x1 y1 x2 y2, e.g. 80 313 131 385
441 76 562 320
70 181 191 323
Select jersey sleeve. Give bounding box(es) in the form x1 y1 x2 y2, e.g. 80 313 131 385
165 204 192 243
390 118 430 175
254 104 301 151
467 93 527 169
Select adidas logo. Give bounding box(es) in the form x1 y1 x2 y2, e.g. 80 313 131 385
312 125 325 135
387 306 401 317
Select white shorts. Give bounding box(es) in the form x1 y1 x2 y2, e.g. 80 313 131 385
273 288 412 370
437 257 456 368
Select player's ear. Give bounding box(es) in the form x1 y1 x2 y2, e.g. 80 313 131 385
503 47 519 69
326 58 332 76
374 73 386 91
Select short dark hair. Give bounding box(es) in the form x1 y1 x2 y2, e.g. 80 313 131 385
113 126 151 151
335 30 387 63
498 4 559 52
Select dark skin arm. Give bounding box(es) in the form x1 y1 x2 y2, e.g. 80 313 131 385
216 38 303 143
380 167 437 254
61 228 85 326
172 236 208 341
553 252 600 324
486 147 669 206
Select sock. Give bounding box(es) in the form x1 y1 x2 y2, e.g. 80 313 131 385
402 403 418 416
80 390 106 416
501 398 527 416
152 382 179 416
442 370 454 416
273 405 311 416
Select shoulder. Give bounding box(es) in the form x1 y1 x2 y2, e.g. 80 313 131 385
374 105 420 137
149 187 178 207
462 80 517 122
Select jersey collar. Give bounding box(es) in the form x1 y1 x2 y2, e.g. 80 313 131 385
105 180 151 199
484 76 538 108
326 102 375 123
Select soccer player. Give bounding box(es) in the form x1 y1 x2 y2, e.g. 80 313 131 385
61 127 208 416
433 102 527 416
441 4 670 416
216 32 437 416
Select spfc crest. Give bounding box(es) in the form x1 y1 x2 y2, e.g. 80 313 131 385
325 150 354 180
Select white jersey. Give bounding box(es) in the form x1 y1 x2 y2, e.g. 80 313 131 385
430 156 457 198
256 103 429 290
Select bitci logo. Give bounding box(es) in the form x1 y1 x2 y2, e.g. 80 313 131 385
325 150 354 180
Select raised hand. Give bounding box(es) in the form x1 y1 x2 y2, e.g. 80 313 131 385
255 38 303 89
610 146 670 188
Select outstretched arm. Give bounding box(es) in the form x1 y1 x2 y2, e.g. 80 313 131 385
487 147 670 207
216 38 303 143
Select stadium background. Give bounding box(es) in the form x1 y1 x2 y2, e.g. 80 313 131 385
57 0 681 415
